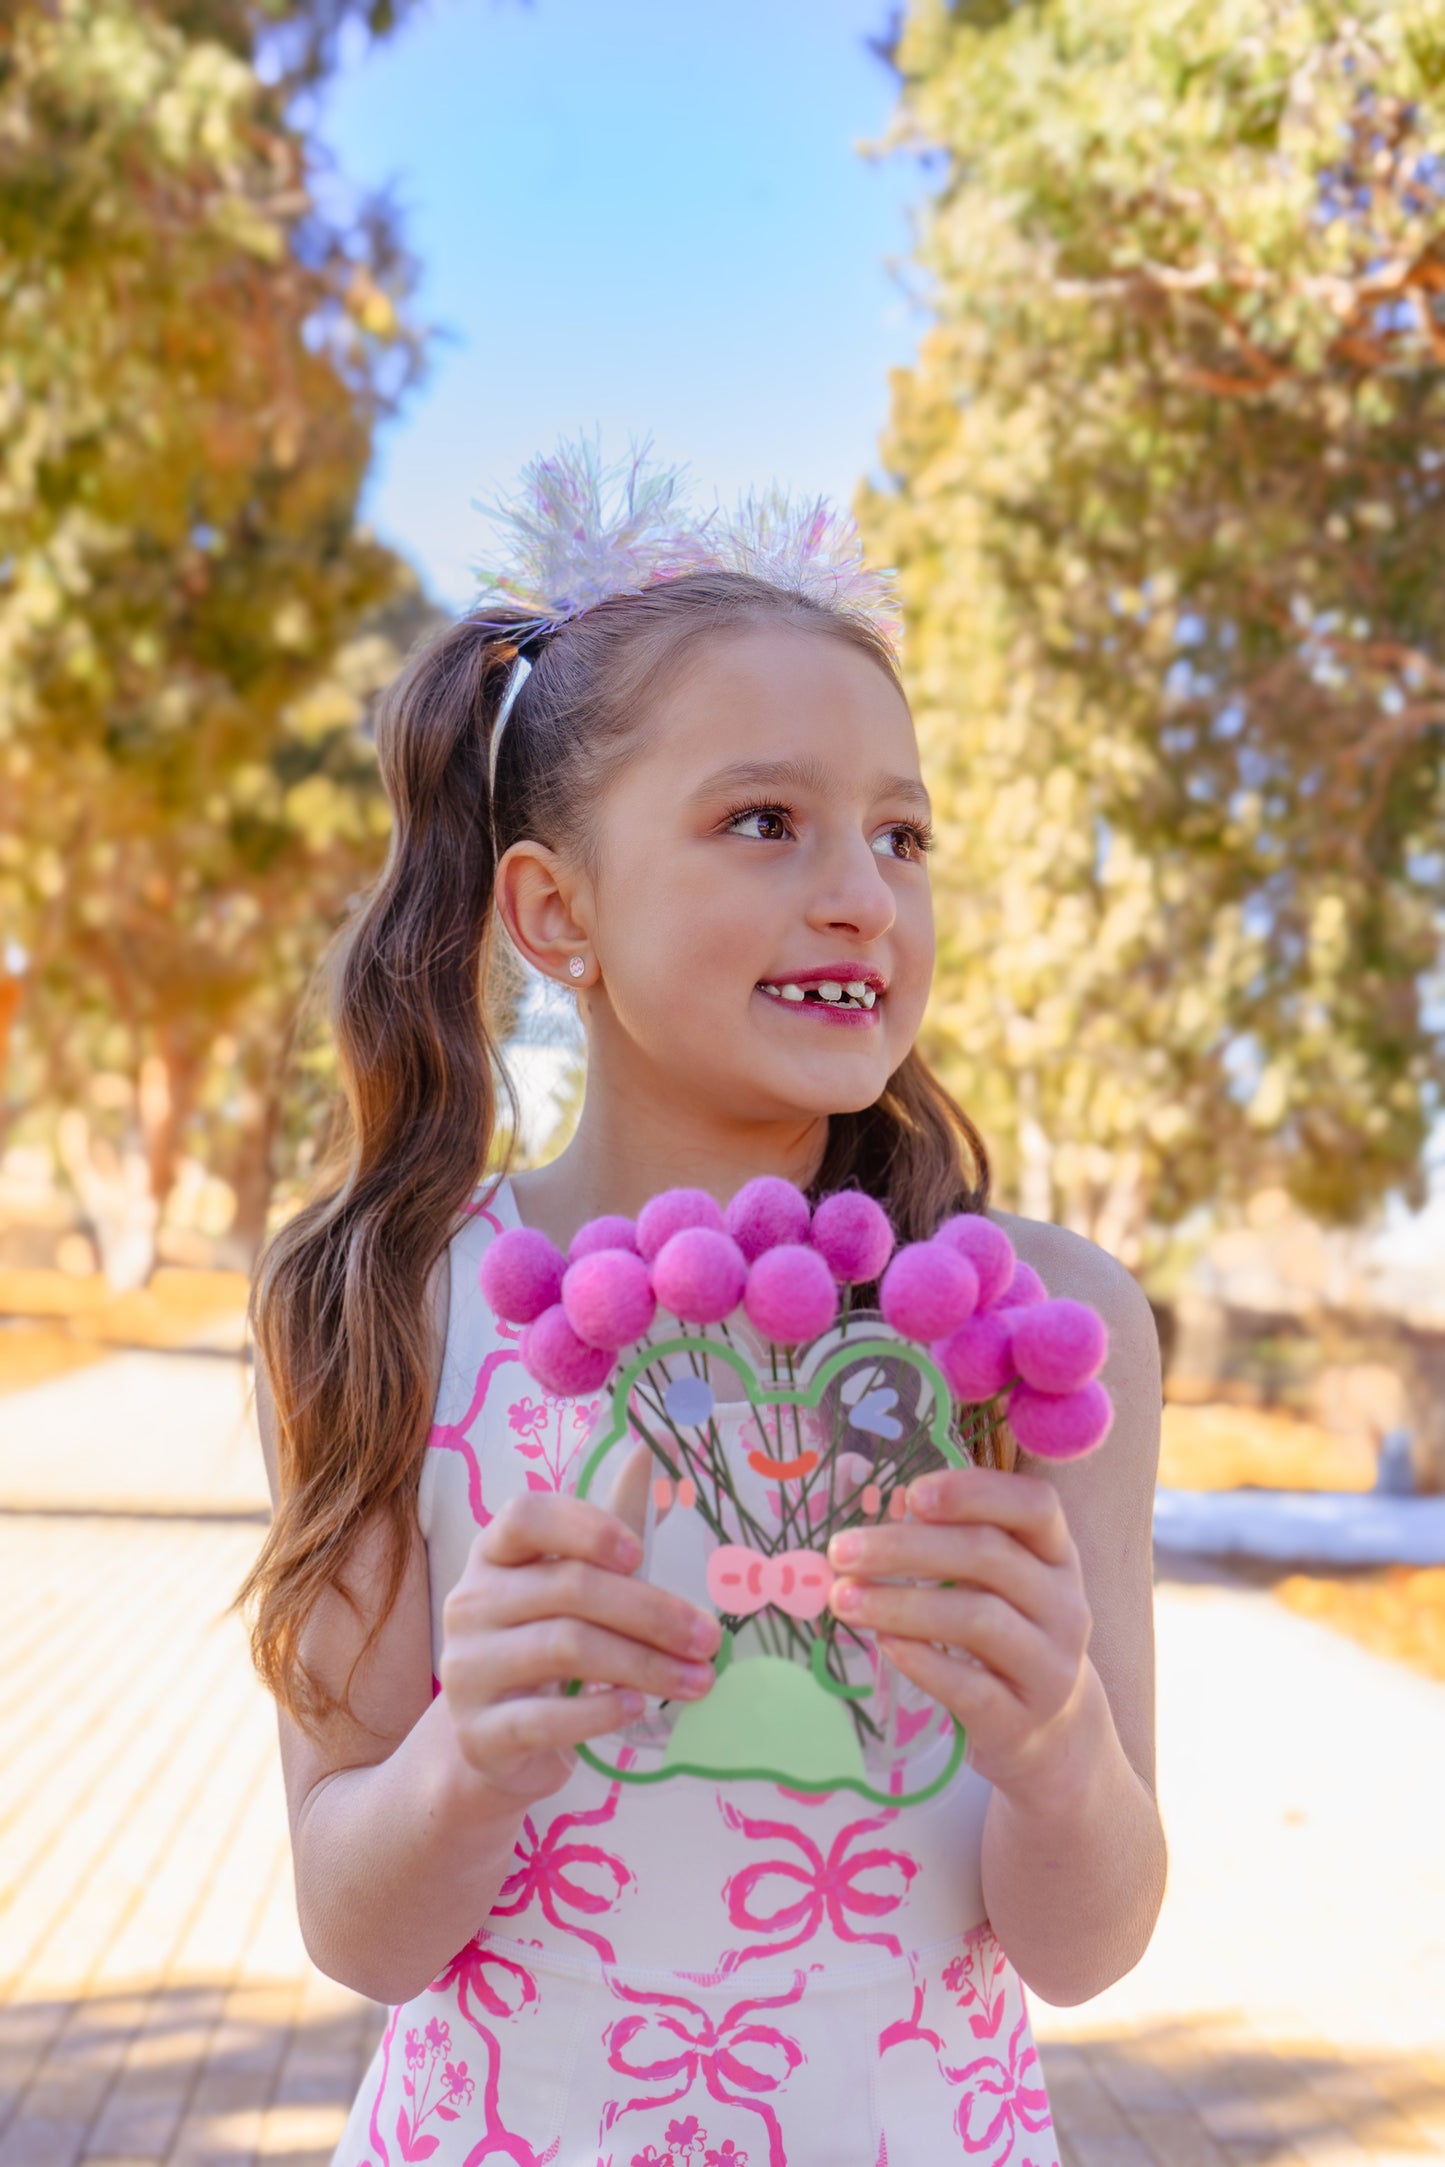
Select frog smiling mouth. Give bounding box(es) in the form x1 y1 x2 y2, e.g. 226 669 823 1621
746 1445 820 1481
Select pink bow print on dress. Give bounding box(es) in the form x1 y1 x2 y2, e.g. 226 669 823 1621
706 1544 835 1619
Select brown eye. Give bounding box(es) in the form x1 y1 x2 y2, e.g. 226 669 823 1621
727 806 792 841
873 823 930 861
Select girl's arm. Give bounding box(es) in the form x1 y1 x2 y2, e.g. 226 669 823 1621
251 1268 722 2009
252 1317 531 2008
974 1219 1168 2005
826 1218 1168 2007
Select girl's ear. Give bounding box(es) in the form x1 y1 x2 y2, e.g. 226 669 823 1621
495 838 597 986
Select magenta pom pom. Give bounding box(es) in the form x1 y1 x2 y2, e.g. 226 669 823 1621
810 1189 895 1284
934 1215 1015 1309
635 1187 726 1262
561 1249 656 1350
479 1226 566 1325
879 1242 979 1342
725 1174 812 1261
1011 1299 1108 1394
743 1244 837 1345
653 1227 748 1325
569 1214 639 1262
1000 1259 1048 1309
931 1311 1016 1401
520 1303 616 1395
1006 1378 1113 1459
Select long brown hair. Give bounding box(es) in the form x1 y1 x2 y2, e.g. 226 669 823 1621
234 570 998 1741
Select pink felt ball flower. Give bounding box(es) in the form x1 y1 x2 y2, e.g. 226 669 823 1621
879 1241 979 1343
560 1249 656 1350
725 1174 812 1261
933 1214 1015 1309
931 1310 1016 1402
479 1226 566 1325
635 1187 726 1262
1006 1378 1113 1459
809 1189 895 1284
743 1243 837 1345
1010 1298 1108 1394
520 1303 616 1396
653 1227 748 1325
1000 1259 1048 1309
569 1213 639 1262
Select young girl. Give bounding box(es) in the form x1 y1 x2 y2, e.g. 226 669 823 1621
239 444 1166 2167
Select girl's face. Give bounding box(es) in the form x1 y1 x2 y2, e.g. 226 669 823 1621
580 620 935 1126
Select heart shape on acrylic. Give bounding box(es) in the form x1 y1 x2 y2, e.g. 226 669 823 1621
566 1329 980 1806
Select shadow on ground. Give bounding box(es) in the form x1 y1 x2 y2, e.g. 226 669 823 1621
4 1985 1443 2165
1 1979 387 2167
1040 2019 1444 2164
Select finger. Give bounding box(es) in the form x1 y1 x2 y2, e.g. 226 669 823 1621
468 1556 722 1660
830 1579 1038 1687
463 1685 648 1765
465 1616 718 1705
904 1467 1073 1566
480 1490 642 1573
605 1437 656 1542
826 1522 1057 1626
878 1631 1025 1719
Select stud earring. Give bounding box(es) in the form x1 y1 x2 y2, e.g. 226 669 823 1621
567 956 587 980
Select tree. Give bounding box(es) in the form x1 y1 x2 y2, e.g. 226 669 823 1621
860 0 1445 1269
0 0 428 1275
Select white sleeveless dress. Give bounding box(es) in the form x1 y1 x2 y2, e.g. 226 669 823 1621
329 1176 1060 2167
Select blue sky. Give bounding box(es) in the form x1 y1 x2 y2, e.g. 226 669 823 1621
315 0 937 610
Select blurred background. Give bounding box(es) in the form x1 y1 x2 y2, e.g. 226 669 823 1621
3 3 1444 2163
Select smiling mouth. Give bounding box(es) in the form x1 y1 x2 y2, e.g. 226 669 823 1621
756 978 879 1011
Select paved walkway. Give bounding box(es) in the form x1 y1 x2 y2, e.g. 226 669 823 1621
0 1349 1442 2165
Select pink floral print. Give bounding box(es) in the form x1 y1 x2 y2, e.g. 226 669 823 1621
508 1391 604 1495
943 1922 1009 2040
398 2016 475 2159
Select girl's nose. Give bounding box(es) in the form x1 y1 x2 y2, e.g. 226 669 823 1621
804 836 897 942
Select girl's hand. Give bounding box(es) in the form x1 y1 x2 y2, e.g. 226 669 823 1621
825 1466 1094 1801
440 1445 720 1808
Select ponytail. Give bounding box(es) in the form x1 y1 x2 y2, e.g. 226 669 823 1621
234 615 524 1739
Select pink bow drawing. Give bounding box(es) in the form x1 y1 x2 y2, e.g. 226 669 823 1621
705 1544 834 1620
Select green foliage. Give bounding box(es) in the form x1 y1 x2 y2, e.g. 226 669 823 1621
861 0 1445 1264
0 0 431 1255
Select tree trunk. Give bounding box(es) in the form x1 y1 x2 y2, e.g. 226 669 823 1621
55 1107 158 1291
228 1079 284 1271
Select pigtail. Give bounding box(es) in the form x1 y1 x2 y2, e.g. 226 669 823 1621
236 614 527 1740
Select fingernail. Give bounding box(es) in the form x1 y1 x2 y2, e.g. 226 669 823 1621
677 1662 714 1697
831 1580 862 1615
613 1533 643 1569
688 1616 721 1658
830 1532 861 1566
911 1477 944 1513
619 1690 645 1718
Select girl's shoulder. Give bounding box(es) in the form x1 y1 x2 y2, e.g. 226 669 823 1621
987 1207 1156 1347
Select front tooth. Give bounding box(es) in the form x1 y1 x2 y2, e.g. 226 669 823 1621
846 981 867 998
817 981 844 1001
861 987 877 1008
779 983 806 1002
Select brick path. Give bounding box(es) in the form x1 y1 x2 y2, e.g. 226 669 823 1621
1 1349 1442 2164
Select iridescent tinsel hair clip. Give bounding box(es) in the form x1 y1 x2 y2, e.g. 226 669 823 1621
470 432 904 765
